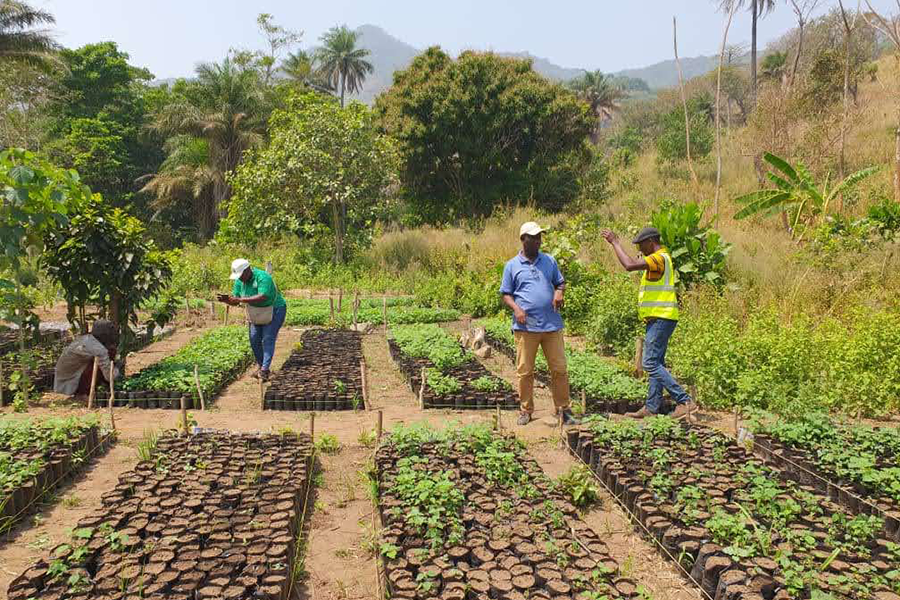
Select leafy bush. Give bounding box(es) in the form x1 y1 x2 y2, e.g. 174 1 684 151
471 376 511 393
284 299 460 327
581 273 641 357
669 294 900 417
655 96 713 163
867 195 900 238
651 201 730 289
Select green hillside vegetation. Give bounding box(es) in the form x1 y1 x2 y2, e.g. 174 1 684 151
3 4 900 416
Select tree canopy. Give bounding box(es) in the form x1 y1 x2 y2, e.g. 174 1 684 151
222 92 398 262
375 47 594 223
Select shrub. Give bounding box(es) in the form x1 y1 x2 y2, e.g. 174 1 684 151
867 195 900 238
655 96 713 163
581 273 641 357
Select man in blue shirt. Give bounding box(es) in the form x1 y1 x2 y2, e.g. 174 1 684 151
500 222 579 427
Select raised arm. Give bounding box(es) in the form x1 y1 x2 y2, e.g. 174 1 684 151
601 230 648 272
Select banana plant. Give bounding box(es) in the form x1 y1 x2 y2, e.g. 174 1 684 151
733 153 879 238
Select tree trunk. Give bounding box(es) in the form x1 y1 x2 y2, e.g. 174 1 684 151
789 22 805 89
340 72 346 108
331 200 344 263
715 2 739 217
673 17 699 189
895 115 900 203
751 0 759 106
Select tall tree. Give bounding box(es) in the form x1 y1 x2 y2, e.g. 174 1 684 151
720 0 777 101
567 70 626 142
375 48 593 221
0 0 58 69
224 92 398 263
46 42 159 211
314 25 373 108
787 0 821 89
145 58 266 240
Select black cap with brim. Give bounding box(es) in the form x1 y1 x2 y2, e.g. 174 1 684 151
632 226 661 244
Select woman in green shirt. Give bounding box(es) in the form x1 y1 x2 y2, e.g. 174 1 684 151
219 258 287 381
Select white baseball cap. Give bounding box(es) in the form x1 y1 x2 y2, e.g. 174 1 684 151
229 258 251 280
519 222 547 238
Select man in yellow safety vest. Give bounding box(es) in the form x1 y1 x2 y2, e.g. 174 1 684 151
601 226 696 419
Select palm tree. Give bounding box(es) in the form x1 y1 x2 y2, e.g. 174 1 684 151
281 49 335 94
144 58 266 240
0 0 59 69
568 70 626 143
719 0 777 101
139 136 219 240
313 25 373 108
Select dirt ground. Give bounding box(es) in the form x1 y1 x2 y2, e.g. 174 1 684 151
0 320 726 600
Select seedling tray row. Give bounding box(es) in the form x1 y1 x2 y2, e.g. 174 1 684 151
264 328 364 411
375 424 642 599
567 417 900 600
1 419 115 535
388 339 517 410
7 430 313 600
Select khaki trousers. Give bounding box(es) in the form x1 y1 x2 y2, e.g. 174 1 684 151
514 329 570 414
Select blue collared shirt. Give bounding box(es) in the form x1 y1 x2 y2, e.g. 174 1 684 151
500 251 565 333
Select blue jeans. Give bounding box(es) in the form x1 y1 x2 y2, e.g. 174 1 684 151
249 304 286 371
643 318 690 413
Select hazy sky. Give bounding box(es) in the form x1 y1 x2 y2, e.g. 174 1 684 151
38 1 897 80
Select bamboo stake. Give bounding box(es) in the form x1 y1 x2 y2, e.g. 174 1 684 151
557 412 564 448
180 395 189 436
108 362 117 433
634 337 644 377
309 413 315 443
360 359 369 411
382 296 388 335
87 357 99 410
376 410 383 439
329 295 335 323
224 304 230 326
338 288 343 313
194 364 206 411
418 367 426 409
734 407 740 439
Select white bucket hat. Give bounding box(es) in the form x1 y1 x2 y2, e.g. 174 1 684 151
229 258 251 280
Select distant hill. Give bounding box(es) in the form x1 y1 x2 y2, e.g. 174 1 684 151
614 54 750 90
151 24 737 101
346 25 595 104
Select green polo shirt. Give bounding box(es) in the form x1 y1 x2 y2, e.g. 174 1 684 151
232 268 286 308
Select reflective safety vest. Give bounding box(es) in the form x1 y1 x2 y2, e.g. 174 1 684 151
638 250 679 321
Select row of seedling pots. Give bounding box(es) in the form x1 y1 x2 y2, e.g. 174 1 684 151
388 339 517 410
566 421 900 600
1 425 115 535
752 433 900 540
374 429 642 599
265 329 364 411
92 354 255 410
7 431 313 600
